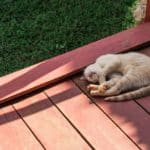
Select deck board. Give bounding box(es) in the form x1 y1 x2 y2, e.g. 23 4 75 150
73 75 150 150
13 92 90 150
45 80 138 150
1 22 150 104
0 105 43 150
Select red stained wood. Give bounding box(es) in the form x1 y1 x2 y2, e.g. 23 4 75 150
145 0 150 22
45 80 138 150
73 75 150 150
1 23 150 104
137 97 150 113
13 92 90 150
0 106 43 150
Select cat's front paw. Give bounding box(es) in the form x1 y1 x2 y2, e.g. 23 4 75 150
88 84 108 96
98 84 109 94
87 84 99 91
87 83 110 96
90 90 105 96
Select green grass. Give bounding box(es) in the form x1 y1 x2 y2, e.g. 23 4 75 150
0 0 137 76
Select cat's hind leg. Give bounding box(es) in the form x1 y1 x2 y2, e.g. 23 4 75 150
104 70 145 96
104 76 130 96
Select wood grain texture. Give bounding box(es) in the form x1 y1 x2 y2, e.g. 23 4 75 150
45 80 138 150
1 22 150 104
0 105 43 150
13 92 90 150
73 75 150 150
145 0 150 22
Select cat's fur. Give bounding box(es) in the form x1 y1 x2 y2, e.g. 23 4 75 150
84 52 150 101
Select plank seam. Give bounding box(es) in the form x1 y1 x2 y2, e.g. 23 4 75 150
72 79 141 150
43 91 95 150
12 105 46 150
135 100 150 115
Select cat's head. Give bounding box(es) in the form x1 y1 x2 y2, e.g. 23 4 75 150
83 64 99 83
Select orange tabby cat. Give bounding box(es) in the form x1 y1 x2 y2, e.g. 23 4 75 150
84 52 150 101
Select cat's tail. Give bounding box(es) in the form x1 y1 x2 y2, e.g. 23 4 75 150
105 85 150 101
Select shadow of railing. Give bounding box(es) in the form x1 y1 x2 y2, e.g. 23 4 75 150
0 54 79 103
0 86 79 125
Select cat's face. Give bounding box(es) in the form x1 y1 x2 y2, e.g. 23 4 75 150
84 64 99 83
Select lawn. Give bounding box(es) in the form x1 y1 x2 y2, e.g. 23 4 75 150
0 0 137 76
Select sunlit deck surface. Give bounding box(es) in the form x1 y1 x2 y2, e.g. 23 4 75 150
0 23 150 150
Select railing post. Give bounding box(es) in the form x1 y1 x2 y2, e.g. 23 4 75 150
145 0 150 22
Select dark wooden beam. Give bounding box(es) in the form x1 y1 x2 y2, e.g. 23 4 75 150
145 0 150 22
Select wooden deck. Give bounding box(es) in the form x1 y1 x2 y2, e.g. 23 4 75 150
0 23 150 150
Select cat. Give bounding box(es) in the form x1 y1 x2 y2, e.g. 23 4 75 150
83 52 150 101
